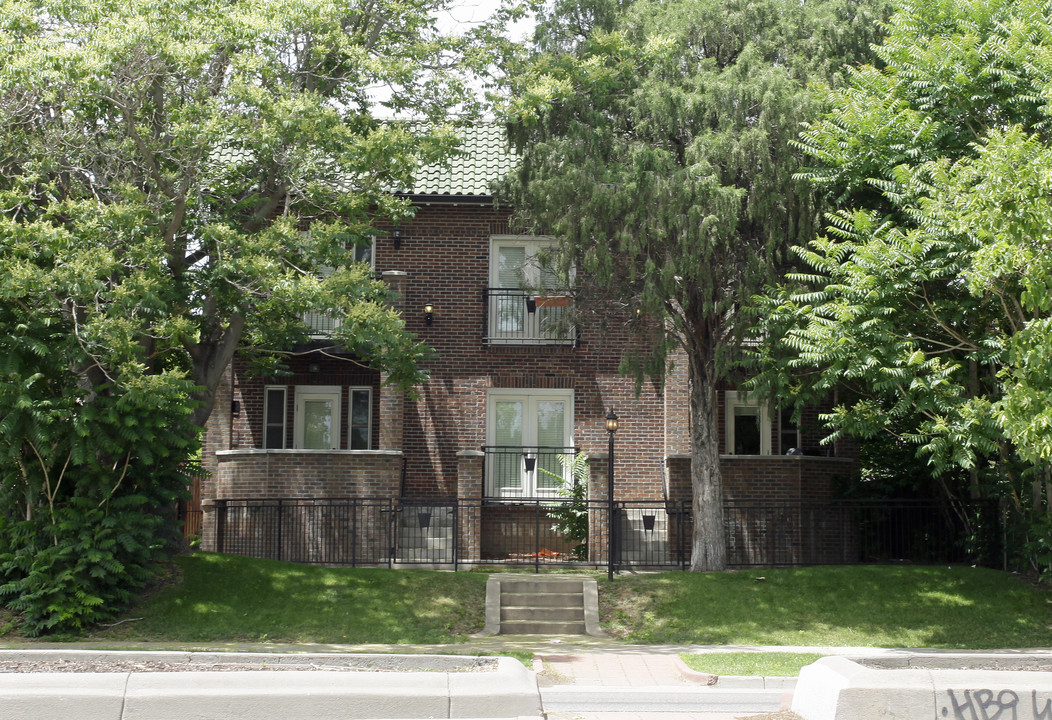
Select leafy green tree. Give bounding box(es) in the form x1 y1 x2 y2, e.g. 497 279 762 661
500 0 889 570
750 0 1052 511
0 0 495 631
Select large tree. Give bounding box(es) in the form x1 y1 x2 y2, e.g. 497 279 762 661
750 0 1052 512
0 0 498 632
500 0 889 570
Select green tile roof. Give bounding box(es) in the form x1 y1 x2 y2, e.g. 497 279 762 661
406 123 518 198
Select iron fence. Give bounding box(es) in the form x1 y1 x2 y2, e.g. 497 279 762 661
210 497 1000 570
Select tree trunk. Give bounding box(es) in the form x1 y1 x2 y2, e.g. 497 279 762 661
688 339 726 572
188 313 244 429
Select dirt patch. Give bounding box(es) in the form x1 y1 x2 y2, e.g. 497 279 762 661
0 656 498 674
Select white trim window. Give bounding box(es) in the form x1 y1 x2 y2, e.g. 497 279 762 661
778 408 801 455
725 391 771 455
263 386 287 449
305 240 375 337
294 386 341 449
488 236 574 345
486 389 574 497
348 387 372 450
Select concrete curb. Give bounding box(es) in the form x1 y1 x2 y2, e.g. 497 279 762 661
792 656 1052 720
0 652 542 720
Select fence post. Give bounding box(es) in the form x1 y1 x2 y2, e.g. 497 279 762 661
276 499 283 562
215 500 226 554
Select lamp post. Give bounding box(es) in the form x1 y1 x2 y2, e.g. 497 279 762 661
605 410 619 582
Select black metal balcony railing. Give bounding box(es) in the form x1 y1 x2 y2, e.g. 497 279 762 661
484 288 577 346
483 445 579 499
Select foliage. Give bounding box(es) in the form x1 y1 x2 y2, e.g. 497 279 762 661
500 0 890 570
0 0 498 632
749 0 1052 513
0 0 500 428
544 453 590 559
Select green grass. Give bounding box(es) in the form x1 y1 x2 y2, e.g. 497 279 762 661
12 555 1048 650
680 652 826 676
600 565 1052 648
89 552 488 644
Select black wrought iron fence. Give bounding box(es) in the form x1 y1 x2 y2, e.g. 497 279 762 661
210 497 1000 570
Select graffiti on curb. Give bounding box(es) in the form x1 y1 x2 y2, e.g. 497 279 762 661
941 689 1052 720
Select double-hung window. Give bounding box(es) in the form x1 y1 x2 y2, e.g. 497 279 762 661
263 386 288 449
348 387 372 450
486 389 574 497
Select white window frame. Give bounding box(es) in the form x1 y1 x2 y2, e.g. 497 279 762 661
304 239 375 338
488 235 575 345
347 386 373 450
486 388 575 498
778 407 802 455
263 386 288 449
294 385 342 450
725 391 772 455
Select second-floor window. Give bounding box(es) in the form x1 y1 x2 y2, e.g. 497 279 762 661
487 236 575 346
305 240 375 338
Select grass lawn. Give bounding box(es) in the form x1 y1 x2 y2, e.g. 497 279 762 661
88 552 488 644
600 565 1052 648
12 554 1047 649
680 652 826 676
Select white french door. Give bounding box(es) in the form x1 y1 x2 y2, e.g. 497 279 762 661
487 390 573 497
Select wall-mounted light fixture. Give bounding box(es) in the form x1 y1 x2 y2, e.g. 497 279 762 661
231 400 241 416
308 363 321 374
523 454 537 473
391 227 403 250
424 303 434 325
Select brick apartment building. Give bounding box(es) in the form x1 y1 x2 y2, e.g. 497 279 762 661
197 124 855 568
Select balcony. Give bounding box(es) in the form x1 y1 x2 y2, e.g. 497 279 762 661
484 288 577 346
483 445 580 499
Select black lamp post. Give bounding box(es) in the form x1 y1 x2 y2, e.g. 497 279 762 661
605 409 619 581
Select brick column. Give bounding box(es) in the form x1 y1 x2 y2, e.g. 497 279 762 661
587 453 609 565
456 450 484 563
378 373 404 451
379 271 408 452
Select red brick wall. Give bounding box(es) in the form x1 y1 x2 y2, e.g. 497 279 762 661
382 204 667 500
202 201 856 509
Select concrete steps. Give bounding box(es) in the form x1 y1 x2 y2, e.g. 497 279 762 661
479 575 605 637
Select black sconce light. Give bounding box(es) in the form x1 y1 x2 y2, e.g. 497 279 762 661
523 454 537 473
424 303 434 325
642 514 656 531
525 296 537 314
418 511 431 529
231 400 241 416
391 227 403 250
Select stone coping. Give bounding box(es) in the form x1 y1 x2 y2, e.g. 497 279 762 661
216 448 403 457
